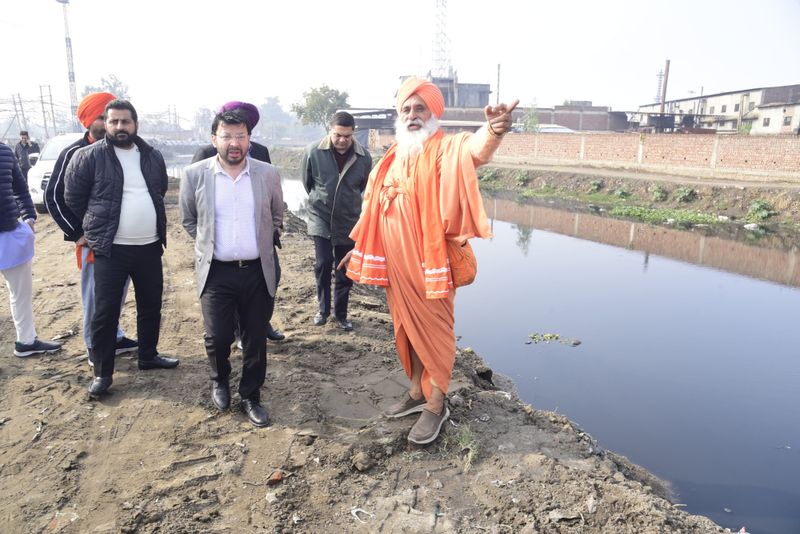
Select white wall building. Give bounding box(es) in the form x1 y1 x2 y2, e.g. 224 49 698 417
637 84 800 134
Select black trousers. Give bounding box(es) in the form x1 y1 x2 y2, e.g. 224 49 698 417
201 259 273 400
313 236 353 320
91 242 163 378
233 246 279 339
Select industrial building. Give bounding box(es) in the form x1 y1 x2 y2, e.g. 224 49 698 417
637 83 800 134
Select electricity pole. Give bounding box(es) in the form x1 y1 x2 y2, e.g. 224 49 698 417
39 85 57 138
56 0 80 132
39 86 50 138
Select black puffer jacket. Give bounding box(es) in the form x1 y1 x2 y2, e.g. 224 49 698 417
0 142 36 232
45 132 91 241
64 136 168 257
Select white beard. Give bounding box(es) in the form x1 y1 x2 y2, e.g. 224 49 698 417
394 115 440 159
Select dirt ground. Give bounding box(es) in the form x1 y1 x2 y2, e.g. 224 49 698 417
0 179 730 533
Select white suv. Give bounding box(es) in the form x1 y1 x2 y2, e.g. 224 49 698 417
27 132 84 213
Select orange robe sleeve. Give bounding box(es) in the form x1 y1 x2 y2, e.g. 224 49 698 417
438 132 493 244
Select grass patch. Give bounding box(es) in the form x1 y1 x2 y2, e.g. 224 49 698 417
478 168 501 194
440 424 480 473
519 186 560 199
746 200 777 223
673 186 697 203
478 168 499 182
613 188 631 199
650 185 667 202
610 206 720 226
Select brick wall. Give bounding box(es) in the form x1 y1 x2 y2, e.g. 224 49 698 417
716 135 800 170
494 132 800 180
584 134 639 163
537 133 582 160
642 134 715 167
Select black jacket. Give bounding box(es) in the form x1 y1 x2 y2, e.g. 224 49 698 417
45 132 92 241
191 140 271 164
302 137 371 245
64 136 168 257
0 143 36 232
14 140 40 172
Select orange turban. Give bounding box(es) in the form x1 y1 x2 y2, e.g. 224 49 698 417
395 77 445 118
77 92 116 129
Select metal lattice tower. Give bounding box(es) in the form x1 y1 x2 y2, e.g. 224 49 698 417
12 94 28 131
654 68 664 104
57 0 80 132
432 0 452 78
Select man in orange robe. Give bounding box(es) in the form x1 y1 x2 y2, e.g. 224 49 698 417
342 77 518 444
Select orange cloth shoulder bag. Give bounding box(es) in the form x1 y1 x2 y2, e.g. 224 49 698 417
446 239 477 288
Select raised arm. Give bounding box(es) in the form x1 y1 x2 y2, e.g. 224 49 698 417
468 99 519 166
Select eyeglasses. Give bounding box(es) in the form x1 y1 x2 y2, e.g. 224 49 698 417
215 134 249 142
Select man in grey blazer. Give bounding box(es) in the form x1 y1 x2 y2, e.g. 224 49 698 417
180 110 284 427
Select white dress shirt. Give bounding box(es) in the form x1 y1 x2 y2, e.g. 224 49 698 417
213 158 259 261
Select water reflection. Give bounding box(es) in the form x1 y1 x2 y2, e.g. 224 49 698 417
513 224 534 256
486 197 799 288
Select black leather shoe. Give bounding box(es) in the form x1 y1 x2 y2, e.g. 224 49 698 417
88 376 112 397
313 312 328 326
336 317 353 331
138 354 180 370
266 323 285 341
212 382 230 410
241 398 270 427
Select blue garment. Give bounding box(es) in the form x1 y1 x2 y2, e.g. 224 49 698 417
0 220 34 270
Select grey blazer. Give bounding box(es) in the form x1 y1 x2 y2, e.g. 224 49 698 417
180 156 284 297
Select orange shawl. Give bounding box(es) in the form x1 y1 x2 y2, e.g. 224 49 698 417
347 130 491 298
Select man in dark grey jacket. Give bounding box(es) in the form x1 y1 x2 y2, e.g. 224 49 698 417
65 99 178 397
302 111 372 330
14 131 40 179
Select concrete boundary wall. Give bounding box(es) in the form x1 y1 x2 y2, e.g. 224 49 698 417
494 132 800 183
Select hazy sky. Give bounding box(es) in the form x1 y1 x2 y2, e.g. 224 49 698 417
2 0 799 128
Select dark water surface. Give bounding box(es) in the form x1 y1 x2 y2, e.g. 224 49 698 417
281 175 799 533
456 211 799 534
